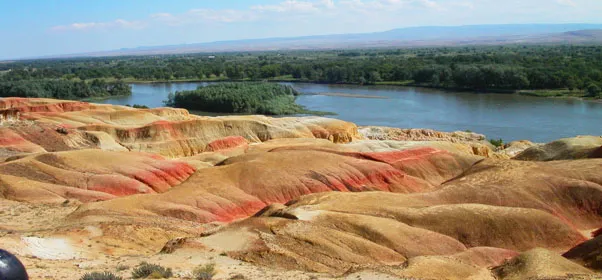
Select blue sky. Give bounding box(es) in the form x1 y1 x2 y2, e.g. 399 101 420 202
1 0 601 59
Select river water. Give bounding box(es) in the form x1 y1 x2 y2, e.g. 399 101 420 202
97 82 602 143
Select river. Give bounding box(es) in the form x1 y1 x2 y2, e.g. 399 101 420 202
97 82 602 143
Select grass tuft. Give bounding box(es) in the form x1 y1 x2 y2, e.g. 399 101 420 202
192 263 217 280
80 271 123 280
131 262 173 279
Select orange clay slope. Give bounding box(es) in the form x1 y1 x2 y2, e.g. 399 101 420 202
170 157 602 277
0 149 195 203
69 145 481 224
1 98 601 279
0 97 360 158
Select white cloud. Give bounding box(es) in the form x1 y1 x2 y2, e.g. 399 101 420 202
187 9 257 23
452 1 475 10
150 9 257 26
252 0 320 13
51 19 145 32
557 0 576 6
49 0 602 34
52 0 338 32
337 0 443 12
418 0 443 10
322 0 336 8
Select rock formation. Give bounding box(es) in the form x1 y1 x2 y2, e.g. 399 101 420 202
0 98 601 280
563 229 602 271
493 248 594 280
514 136 602 161
0 97 361 158
168 156 602 277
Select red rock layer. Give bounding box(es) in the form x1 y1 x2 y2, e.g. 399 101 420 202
0 98 361 158
70 147 480 223
0 150 195 202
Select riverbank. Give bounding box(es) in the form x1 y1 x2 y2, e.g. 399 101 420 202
117 78 600 101
518 89 586 98
307 92 389 99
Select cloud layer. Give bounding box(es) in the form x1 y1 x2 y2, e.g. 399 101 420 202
51 19 145 32
49 0 597 33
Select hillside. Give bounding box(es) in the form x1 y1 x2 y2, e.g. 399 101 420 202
0 98 601 279
38 24 602 59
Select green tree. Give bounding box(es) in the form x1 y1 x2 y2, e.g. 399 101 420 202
586 83 601 98
164 82 324 115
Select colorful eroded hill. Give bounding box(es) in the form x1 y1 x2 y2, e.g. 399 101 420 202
0 98 600 280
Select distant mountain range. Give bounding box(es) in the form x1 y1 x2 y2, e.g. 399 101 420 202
45 24 602 58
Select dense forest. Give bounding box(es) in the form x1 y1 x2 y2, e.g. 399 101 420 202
1 45 601 97
165 83 323 115
0 79 131 100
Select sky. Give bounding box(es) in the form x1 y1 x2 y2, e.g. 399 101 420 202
1 0 601 59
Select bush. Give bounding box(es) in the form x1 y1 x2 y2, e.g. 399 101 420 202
126 104 150 109
131 262 173 279
115 264 129 272
586 83 601 98
80 271 123 280
164 82 316 115
489 138 504 147
193 263 217 280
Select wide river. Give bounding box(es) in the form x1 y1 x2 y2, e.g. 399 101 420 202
98 82 602 143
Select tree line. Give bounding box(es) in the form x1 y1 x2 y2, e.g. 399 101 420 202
1 45 601 97
0 79 131 100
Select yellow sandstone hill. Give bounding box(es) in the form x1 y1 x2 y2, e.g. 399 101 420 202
0 98 601 280
0 97 361 158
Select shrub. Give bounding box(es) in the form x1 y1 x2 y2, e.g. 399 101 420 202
131 262 173 279
193 263 217 280
489 138 504 147
115 264 129 272
80 271 123 280
164 82 309 115
586 83 601 98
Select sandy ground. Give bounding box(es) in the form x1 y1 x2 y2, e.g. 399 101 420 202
16 244 405 280
18 253 406 279
0 200 405 280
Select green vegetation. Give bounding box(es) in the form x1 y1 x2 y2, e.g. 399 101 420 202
131 262 173 279
192 263 217 280
115 264 129 272
489 138 505 147
80 271 123 280
165 82 330 115
586 83 601 98
0 79 131 100
126 104 150 109
2 45 601 98
518 89 581 97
